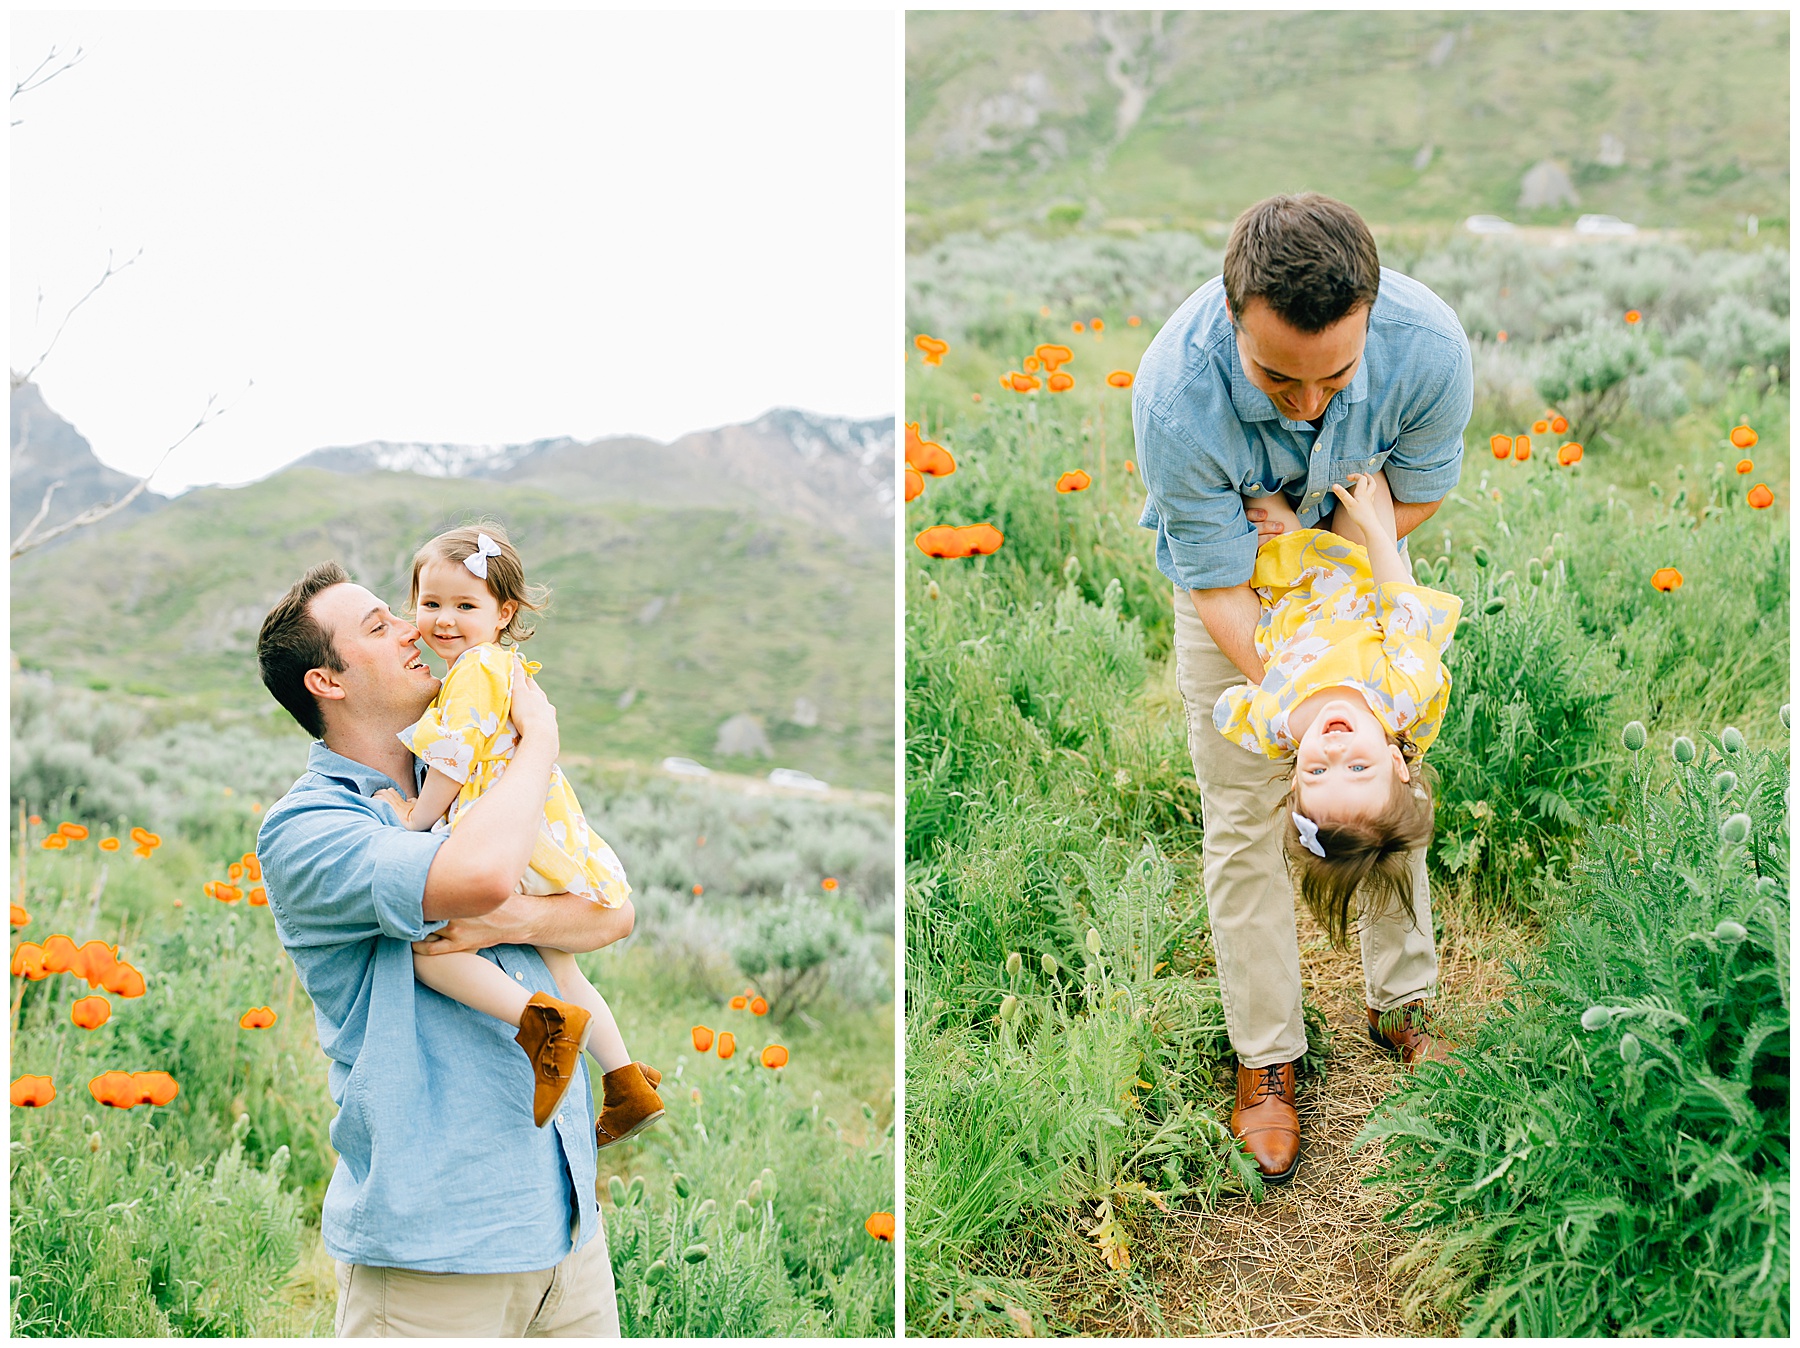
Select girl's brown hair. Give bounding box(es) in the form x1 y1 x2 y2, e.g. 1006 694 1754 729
1278 740 1436 948
407 521 550 646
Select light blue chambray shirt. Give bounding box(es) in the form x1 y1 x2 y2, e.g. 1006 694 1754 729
257 742 600 1273
1133 267 1473 592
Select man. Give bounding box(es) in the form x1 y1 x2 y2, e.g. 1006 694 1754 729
1132 192 1471 1185
255 562 632 1335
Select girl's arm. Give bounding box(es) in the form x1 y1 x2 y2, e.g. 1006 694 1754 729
1329 474 1409 589
378 768 462 831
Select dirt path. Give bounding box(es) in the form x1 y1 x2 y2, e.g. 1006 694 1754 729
1147 898 1529 1338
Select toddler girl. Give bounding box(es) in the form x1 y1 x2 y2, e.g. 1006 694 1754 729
1214 471 1462 948
376 523 664 1148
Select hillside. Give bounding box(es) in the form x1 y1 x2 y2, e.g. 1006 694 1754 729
11 430 894 792
906 9 1789 244
9 379 168 546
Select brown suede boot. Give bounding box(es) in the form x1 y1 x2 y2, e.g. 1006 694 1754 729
1231 1060 1300 1184
596 1062 665 1149
1369 1000 1456 1067
636 1062 661 1088
514 992 593 1127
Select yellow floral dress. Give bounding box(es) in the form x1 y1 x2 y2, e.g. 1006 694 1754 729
398 642 630 906
1213 528 1463 760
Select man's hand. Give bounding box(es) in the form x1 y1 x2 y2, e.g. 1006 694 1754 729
1243 493 1302 540
413 891 636 956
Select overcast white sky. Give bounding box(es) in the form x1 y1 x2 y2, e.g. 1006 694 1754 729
10 9 896 493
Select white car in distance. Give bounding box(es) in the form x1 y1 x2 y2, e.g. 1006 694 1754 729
767 768 830 792
660 756 713 777
1574 214 1638 236
1464 214 1516 234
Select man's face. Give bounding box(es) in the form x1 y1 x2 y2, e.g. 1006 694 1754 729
1231 297 1369 422
307 582 440 731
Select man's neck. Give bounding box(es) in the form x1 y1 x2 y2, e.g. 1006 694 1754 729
320 720 418 792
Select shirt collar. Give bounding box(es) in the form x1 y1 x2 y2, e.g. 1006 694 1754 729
306 740 420 797
1225 322 1373 427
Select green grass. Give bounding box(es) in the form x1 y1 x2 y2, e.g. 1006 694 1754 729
9 469 893 792
10 720 895 1338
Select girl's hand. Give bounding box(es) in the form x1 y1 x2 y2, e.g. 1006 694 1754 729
374 786 414 825
1329 473 1396 544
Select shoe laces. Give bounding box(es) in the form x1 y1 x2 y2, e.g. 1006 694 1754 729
1249 1064 1288 1105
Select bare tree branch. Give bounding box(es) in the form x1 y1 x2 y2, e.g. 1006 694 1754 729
10 45 86 123
12 480 62 552
12 247 143 390
11 380 254 559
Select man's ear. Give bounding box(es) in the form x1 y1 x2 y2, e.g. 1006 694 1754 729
304 666 347 703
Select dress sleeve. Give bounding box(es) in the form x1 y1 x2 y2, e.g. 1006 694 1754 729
1375 582 1462 653
1213 682 1293 760
397 648 513 784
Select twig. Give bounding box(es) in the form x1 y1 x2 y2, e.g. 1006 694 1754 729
10 44 86 117
11 379 253 558
12 481 61 554
13 246 142 389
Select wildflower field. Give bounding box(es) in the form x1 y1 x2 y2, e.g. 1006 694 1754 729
10 691 895 1337
904 233 1788 1335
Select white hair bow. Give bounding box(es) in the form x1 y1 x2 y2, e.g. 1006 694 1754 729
463 533 503 580
1292 811 1326 858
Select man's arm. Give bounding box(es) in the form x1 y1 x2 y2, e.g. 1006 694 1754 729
1393 496 1441 540
421 665 561 921
414 892 635 957
1190 584 1267 685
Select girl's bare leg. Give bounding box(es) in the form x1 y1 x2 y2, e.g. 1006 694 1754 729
413 949 532 1025
540 947 630 1073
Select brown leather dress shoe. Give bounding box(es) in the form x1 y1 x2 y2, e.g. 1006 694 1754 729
515 992 593 1127
1232 1060 1300 1184
596 1062 666 1149
1369 1000 1456 1067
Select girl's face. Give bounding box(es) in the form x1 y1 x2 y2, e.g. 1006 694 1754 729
413 555 518 663
1291 688 1408 823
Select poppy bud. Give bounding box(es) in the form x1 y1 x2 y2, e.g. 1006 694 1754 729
1005 951 1022 976
695 1198 717 1224
608 1175 628 1206
673 1172 693 1198
645 1259 669 1286
1714 771 1737 795
1755 877 1778 898
1472 545 1490 568
759 1166 776 1197
1526 558 1544 587
926 581 940 601
1621 721 1646 752
1580 1006 1614 1032
270 1145 290 1178
1649 481 1661 498
1721 726 1745 754
1041 953 1058 977
1483 597 1506 614
747 1178 763 1203
88 1131 102 1154
683 1243 710 1264
1619 1033 1641 1064
1085 928 1102 956
998 995 1019 1022
1713 919 1748 944
1720 814 1751 844
1782 704 1791 730
734 1199 754 1231
1671 736 1696 764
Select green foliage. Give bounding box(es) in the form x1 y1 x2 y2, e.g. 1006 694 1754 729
731 891 855 1023
1356 728 1789 1336
1534 322 1653 443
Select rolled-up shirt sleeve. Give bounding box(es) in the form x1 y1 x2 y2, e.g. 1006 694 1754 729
261 791 449 948
1136 403 1262 591
1382 332 1472 504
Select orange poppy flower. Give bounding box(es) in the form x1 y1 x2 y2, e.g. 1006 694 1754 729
1106 370 1134 388
98 837 120 852
10 943 49 980
1003 371 1041 394
1071 321 1085 334
1650 568 1684 592
217 883 243 904
58 822 89 841
760 1045 789 1069
41 835 68 851
1056 470 1092 493
1514 439 1531 462
1490 434 1511 459
1550 416 1569 434
40 933 79 974
71 995 111 1030
134 1071 179 1106
1736 459 1753 475
132 844 154 859
228 863 244 882
71 940 117 987
730 995 748 1011
914 523 1005 559
1046 371 1074 393
11 1074 55 1107
102 961 146 999
1127 315 1141 327
247 887 268 906
1532 420 1548 435
129 827 153 845
904 423 956 477
27 815 41 826
1091 318 1105 333
1039 305 1051 317
1509 435 1529 458
1124 461 1135 474
866 1211 895 1242
691 883 704 896
903 468 923 503
821 877 838 891
1624 310 1641 324
239 1006 278 1030
1033 343 1073 372
692 1026 714 1053
1730 425 1758 449
10 904 28 928
913 334 949 367
88 1070 137 1109
1558 443 1584 466
716 1031 736 1060
971 393 982 403
750 996 769 1016
1748 484 1774 509
243 853 262 881
1023 355 1042 373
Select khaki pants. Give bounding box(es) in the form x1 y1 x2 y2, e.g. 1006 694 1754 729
334 1219 619 1338
1171 586 1438 1068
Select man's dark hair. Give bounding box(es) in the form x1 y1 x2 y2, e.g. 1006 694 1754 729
258 562 350 739
1223 192 1381 334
